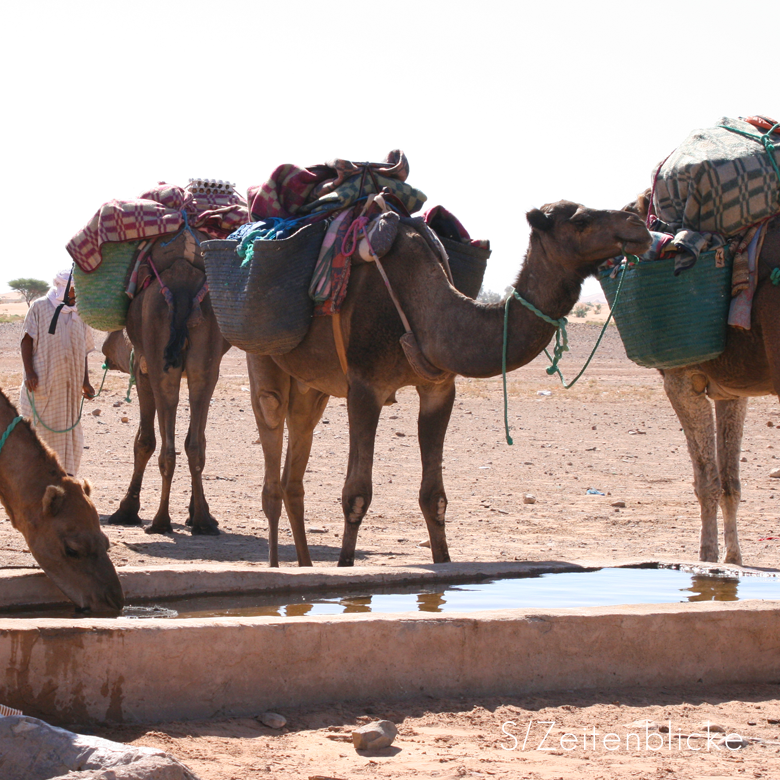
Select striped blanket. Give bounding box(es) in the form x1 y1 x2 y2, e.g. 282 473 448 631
652 117 780 237
67 183 248 272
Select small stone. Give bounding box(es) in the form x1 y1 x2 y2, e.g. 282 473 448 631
113 401 122 407
625 719 658 730
770 468 780 479
121 416 129 424
717 735 751 749
395 431 406 437
741 456 748 462
352 720 397 751
611 500 626 508
418 539 431 548
523 494 536 505
700 722 726 733
768 420 775 427
258 711 286 729
91 408 101 416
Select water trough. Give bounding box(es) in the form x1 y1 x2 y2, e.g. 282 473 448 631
1 559 779 726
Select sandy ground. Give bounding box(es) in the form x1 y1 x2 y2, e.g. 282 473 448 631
1 318 779 779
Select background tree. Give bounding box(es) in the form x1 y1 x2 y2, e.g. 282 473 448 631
8 278 49 307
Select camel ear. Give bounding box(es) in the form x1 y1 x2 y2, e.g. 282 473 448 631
82 478 92 497
527 208 552 232
43 485 66 517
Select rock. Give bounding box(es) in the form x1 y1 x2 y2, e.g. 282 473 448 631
121 416 129 424
523 494 536 504
0 716 200 780
770 468 780 479
113 401 122 408
699 722 726 733
417 539 431 548
611 500 626 508
91 409 101 416
394 431 406 437
352 720 398 750
717 735 751 749
768 420 775 427
258 711 287 729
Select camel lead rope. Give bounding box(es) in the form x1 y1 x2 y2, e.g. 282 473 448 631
0 416 23 457
501 255 637 444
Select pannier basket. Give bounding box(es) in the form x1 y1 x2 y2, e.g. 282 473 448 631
73 241 139 331
202 220 328 355
598 246 733 369
439 236 491 300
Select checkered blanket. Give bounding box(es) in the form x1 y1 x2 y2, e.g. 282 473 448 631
67 183 248 272
652 117 780 237
247 150 427 220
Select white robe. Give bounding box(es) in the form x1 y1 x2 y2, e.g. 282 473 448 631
19 297 95 476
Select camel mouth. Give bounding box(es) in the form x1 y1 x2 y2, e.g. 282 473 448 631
621 236 652 256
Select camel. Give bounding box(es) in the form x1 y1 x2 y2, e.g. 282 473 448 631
624 193 780 565
243 201 651 566
0 387 124 611
103 229 230 535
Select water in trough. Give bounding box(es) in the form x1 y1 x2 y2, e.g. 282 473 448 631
3 566 780 619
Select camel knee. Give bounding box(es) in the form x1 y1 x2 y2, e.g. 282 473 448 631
158 447 176 477
343 494 368 525
184 437 205 472
420 492 447 526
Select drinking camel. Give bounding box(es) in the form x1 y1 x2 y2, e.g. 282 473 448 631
0 388 124 611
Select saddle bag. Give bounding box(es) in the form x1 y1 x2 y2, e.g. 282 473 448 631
202 220 328 354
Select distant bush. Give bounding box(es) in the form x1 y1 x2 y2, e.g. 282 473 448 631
574 304 588 318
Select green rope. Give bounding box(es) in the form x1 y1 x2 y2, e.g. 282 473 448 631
25 364 109 434
721 121 780 189
0 416 23 457
771 267 780 286
125 349 136 402
501 256 637 445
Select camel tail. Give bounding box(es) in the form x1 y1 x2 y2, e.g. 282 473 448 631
163 285 192 372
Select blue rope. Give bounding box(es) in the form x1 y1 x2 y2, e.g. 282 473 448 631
161 210 201 248
771 268 780 286
0 416 23 457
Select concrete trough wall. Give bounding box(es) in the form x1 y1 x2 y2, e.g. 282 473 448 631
2 601 780 726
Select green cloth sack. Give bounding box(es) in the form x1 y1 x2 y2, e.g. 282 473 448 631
73 241 139 331
599 247 733 369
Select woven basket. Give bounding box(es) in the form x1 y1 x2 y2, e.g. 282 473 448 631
203 220 328 354
73 241 139 331
439 237 491 299
598 247 733 369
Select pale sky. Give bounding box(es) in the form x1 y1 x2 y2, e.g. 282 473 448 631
2 0 777 298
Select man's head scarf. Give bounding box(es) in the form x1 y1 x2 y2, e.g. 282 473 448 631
46 269 76 313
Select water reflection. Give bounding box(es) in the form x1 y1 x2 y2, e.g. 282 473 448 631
341 596 372 613
685 575 739 602
285 603 314 617
418 592 447 613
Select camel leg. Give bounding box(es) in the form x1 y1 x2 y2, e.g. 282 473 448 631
715 398 747 566
282 382 330 567
339 381 384 567
662 369 721 562
248 355 291 567
183 370 220 536
416 381 455 563
144 369 182 535
108 370 156 526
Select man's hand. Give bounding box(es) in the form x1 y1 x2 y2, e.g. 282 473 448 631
25 372 39 392
82 382 96 399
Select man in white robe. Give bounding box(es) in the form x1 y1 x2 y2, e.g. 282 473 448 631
20 269 95 476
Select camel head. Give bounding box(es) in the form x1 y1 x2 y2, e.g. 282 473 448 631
23 477 124 613
526 200 651 279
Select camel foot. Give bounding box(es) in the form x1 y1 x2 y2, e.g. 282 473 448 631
337 556 355 567
699 547 719 563
724 550 743 566
145 522 173 535
106 507 143 526
190 519 220 536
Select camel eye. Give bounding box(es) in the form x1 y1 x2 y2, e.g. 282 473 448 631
570 214 591 229
64 544 80 559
